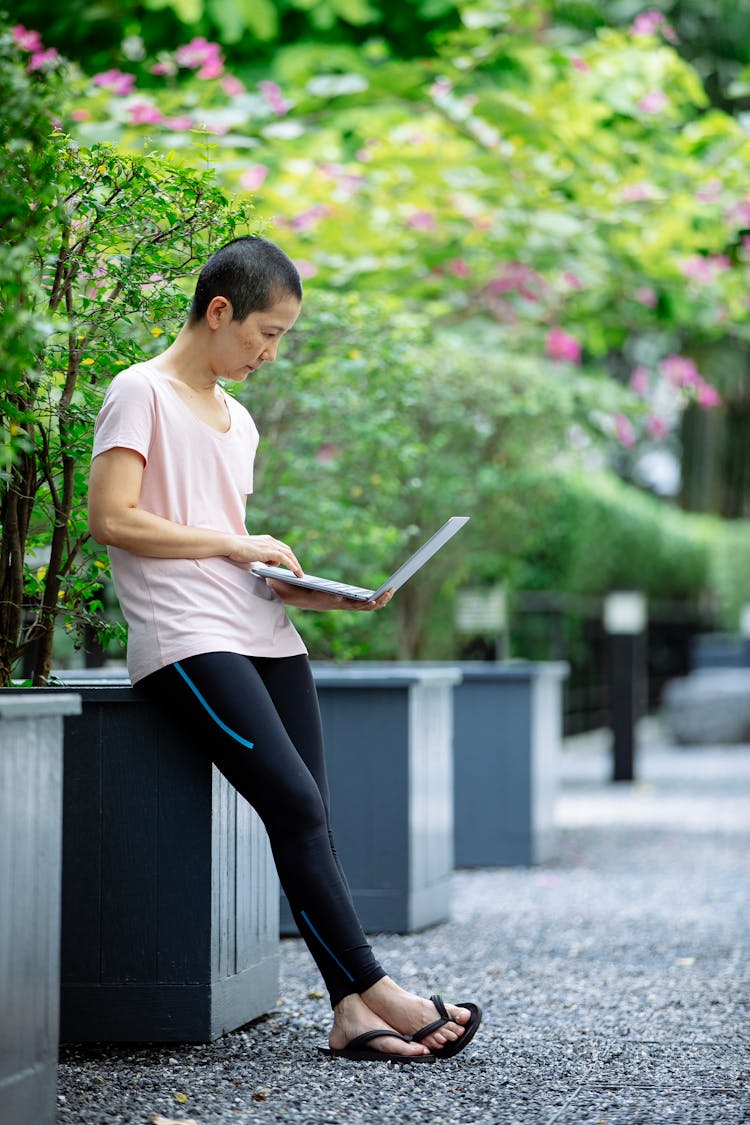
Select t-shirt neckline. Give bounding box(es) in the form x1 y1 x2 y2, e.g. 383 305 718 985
145 361 234 437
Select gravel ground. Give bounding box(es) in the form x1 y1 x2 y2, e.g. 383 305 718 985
57 724 750 1125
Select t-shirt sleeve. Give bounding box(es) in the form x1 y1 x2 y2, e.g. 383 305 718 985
92 368 155 464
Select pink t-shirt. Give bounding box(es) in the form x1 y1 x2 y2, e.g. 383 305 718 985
91 361 307 683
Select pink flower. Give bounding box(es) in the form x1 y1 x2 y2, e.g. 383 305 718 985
634 286 658 308
406 210 437 232
696 180 722 204
221 75 245 97
614 413 636 448
175 37 223 71
563 270 583 291
198 57 224 80
70 108 91 122
447 258 471 278
163 115 194 132
290 205 330 232
430 78 453 99
92 69 136 96
319 164 365 196
240 165 269 191
258 80 290 116
571 57 589 72
545 328 581 364
631 10 677 40
12 25 42 51
631 10 664 35
315 443 339 463
647 415 669 440
128 102 163 126
637 90 668 114
355 141 377 162
150 60 175 77
488 261 544 301
201 121 230 135
742 236 750 256
726 199 750 228
696 381 721 409
630 365 650 395
659 355 700 387
294 259 318 280
28 47 60 72
621 182 654 203
679 254 731 284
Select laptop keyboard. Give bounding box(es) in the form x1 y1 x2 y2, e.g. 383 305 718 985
254 564 374 599
305 577 373 598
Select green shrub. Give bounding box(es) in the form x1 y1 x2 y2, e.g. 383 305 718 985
513 470 714 603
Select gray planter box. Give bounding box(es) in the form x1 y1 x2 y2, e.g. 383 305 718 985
662 668 750 744
0 692 81 1125
281 665 460 935
450 662 568 867
49 681 279 1043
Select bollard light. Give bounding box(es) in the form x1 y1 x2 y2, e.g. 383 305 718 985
603 591 647 783
604 591 647 635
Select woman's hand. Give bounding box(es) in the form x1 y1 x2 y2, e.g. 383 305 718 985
228 535 303 575
265 580 395 612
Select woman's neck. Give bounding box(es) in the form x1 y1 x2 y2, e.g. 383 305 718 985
155 327 219 395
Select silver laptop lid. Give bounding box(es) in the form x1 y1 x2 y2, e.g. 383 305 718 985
253 516 469 601
369 515 469 599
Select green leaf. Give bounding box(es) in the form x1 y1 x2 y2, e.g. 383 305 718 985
328 0 380 26
208 0 279 41
142 0 203 19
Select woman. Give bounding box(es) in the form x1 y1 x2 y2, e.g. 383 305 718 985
88 235 482 1063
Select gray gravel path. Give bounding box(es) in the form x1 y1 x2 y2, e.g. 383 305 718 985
57 723 750 1125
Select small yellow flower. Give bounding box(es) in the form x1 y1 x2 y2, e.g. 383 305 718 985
151 327 164 338
36 565 48 582
9 422 20 436
347 348 361 360
370 474 382 485
94 559 107 569
81 358 95 366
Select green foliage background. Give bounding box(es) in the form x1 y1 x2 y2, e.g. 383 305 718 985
5 2 750 674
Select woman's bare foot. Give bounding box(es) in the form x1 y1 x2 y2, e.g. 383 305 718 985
361 977 471 1052
330 992 432 1058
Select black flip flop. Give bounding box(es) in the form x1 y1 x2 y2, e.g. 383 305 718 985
318 1029 436 1064
411 994 483 1060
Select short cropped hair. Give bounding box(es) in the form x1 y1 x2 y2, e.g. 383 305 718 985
188 235 302 324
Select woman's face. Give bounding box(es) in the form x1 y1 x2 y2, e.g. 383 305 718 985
210 291 301 382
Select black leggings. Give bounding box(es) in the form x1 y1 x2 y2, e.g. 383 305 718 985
139 651 385 1007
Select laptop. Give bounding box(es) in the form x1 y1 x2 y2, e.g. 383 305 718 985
252 516 469 603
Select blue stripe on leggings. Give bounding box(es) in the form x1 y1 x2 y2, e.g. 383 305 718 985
173 661 255 749
300 910 355 982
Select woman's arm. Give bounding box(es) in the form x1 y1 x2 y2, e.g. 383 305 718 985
88 446 303 572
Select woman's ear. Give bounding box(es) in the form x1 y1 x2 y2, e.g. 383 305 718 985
206 295 233 330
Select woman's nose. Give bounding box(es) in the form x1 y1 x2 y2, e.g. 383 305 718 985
261 339 279 362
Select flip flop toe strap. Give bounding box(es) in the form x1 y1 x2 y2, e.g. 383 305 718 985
345 1029 413 1051
411 994 450 1043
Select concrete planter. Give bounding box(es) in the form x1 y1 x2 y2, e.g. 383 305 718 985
47 680 279 1043
663 668 750 744
281 665 460 935
449 662 568 867
0 692 81 1125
